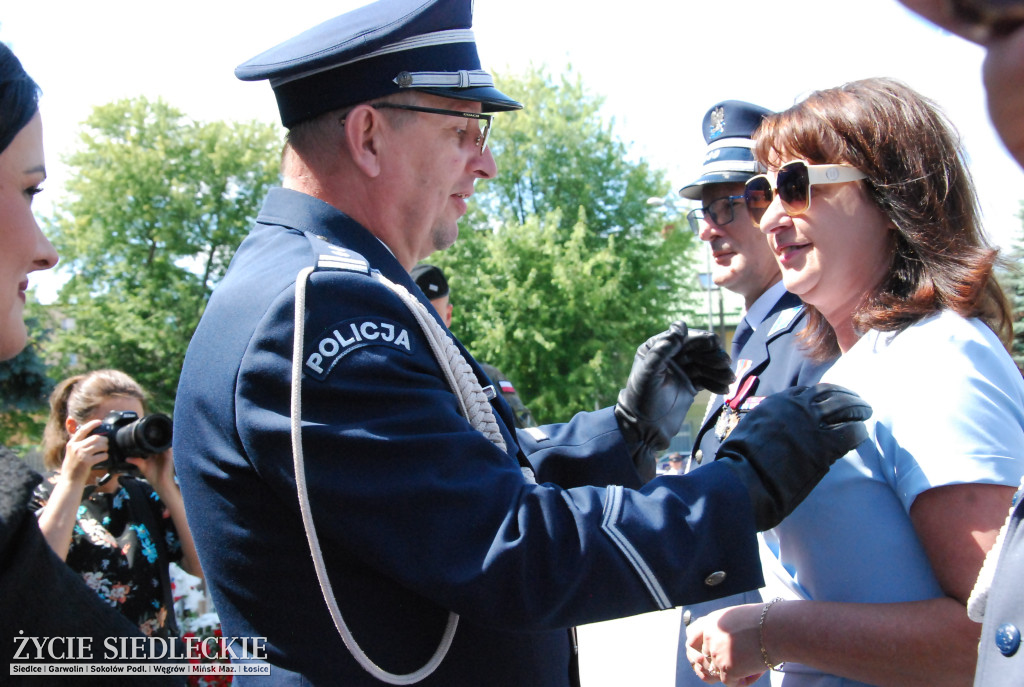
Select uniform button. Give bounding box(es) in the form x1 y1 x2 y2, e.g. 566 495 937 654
682 609 692 626
995 623 1021 657
693 450 703 465
704 571 727 586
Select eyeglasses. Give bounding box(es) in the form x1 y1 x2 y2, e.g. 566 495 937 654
372 103 492 154
686 195 744 234
744 160 868 227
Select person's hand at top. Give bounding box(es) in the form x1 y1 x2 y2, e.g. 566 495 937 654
982 21 1024 167
897 0 1022 41
37 418 111 561
897 0 1024 167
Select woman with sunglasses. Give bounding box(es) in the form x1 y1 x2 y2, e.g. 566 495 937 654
685 77 1024 686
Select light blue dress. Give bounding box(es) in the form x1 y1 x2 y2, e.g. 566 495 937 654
763 310 1024 686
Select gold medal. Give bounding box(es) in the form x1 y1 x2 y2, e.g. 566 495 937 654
715 373 760 442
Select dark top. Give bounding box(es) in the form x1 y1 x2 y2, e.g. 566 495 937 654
30 474 182 637
0 448 183 685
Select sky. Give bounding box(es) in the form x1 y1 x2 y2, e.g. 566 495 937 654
3 0 1022 304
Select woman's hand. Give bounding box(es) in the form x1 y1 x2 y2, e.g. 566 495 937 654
129 446 176 493
685 603 769 686
684 626 723 684
37 419 108 560
61 419 110 485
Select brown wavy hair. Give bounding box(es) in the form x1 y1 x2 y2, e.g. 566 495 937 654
753 77 1012 360
41 370 149 471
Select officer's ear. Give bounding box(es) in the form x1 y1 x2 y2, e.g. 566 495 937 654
342 104 384 178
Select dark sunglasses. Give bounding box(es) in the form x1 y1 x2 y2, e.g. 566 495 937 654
372 103 492 154
686 195 744 234
744 160 867 228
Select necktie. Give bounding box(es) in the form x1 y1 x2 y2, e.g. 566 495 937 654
730 317 753 362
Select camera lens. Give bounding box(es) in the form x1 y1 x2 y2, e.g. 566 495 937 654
128 413 173 455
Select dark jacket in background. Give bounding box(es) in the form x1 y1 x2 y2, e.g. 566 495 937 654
0 448 183 685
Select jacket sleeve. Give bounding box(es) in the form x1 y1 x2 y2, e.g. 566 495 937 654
518 408 647 490
236 268 764 630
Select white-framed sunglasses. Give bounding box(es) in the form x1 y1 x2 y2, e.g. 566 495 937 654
744 160 867 227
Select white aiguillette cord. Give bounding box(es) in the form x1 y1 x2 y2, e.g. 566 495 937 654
967 476 1023 622
290 267 505 684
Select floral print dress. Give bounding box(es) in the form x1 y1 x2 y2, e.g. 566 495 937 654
31 474 183 638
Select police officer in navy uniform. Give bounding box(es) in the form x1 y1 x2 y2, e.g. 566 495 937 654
411 263 537 428
673 102 837 686
172 2 871 684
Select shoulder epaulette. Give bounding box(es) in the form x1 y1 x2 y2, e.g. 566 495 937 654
305 233 370 275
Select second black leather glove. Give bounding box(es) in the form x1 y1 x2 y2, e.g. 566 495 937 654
715 383 872 531
615 321 734 482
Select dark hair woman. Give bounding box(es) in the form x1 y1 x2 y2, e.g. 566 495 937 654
0 44 182 683
0 43 57 359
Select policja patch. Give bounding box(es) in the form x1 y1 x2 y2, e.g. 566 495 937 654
304 317 413 381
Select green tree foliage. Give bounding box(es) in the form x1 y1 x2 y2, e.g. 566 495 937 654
436 65 697 422
43 97 282 409
0 315 54 450
471 65 670 240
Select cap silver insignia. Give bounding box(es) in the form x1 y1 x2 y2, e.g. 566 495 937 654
709 106 726 137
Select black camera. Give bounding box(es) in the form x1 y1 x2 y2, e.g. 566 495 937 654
91 410 173 473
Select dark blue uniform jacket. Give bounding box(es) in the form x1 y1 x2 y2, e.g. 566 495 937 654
174 188 763 686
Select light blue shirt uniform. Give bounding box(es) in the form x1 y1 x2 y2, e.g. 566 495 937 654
764 310 1024 686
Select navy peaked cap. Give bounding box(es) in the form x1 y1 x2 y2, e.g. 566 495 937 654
678 100 774 200
411 263 449 299
236 0 522 128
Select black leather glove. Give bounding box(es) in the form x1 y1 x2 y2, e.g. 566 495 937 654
715 383 872 531
615 321 734 482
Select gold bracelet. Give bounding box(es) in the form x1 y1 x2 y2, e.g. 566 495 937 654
759 597 785 672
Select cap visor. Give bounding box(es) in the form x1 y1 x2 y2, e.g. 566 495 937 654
419 85 522 112
679 171 758 199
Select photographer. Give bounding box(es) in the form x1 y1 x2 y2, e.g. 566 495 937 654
32 369 201 638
